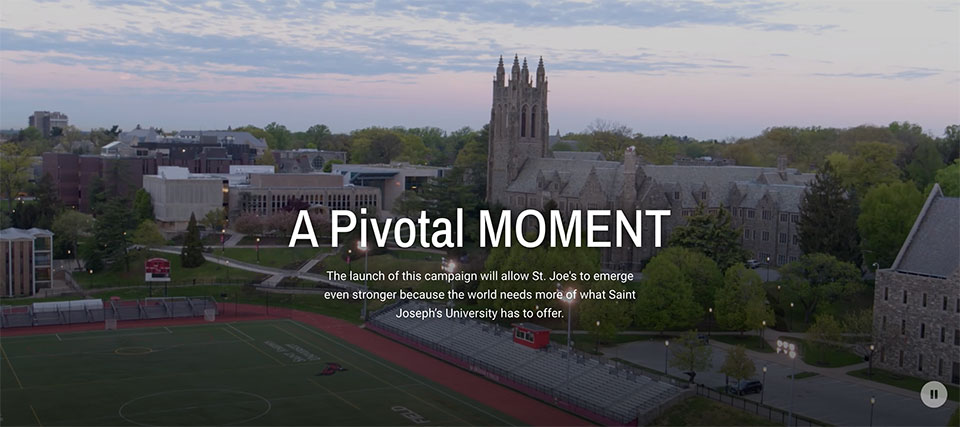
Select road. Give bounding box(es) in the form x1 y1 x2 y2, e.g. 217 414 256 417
610 339 956 426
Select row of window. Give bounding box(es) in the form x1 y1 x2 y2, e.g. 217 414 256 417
885 288 960 312
882 316 960 345
887 350 960 382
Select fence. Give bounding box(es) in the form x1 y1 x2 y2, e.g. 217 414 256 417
0 296 218 329
695 384 826 426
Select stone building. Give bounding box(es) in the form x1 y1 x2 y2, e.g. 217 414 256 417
273 149 347 173
486 57 814 271
230 172 379 218
873 184 959 384
331 163 448 213
28 111 68 138
1 228 54 297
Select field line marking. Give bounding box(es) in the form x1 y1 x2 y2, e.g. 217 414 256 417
226 323 255 341
279 322 495 426
55 334 61 342
30 405 42 426
223 327 285 366
308 378 361 410
164 327 172 334
0 345 24 389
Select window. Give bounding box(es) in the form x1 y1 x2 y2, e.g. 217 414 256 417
701 191 707 200
747 209 756 219
903 290 908 304
919 354 924 372
778 255 786 265
762 210 771 220
743 229 750 240
779 233 787 244
752 230 757 240
955 330 959 346
520 105 527 137
762 231 770 241
956 298 959 313
923 293 927 307
780 213 788 222
884 287 888 301
901 319 906 335
674 192 680 200
790 214 799 223
944 296 949 311
921 323 926 338
942 327 946 343
531 106 537 138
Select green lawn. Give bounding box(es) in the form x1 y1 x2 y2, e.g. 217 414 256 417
73 251 266 289
789 371 819 380
651 396 779 426
784 337 863 368
220 247 326 270
0 321 520 426
237 235 331 246
848 368 960 402
711 334 774 353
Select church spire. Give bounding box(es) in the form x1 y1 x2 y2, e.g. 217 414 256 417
511 54 520 82
496 55 505 84
521 57 529 85
536 56 545 86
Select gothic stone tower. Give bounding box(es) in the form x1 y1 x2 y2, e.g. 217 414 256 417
486 55 549 204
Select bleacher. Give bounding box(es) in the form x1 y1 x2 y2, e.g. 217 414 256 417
0 297 218 329
369 300 686 425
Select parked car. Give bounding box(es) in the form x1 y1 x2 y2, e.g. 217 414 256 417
727 379 763 396
697 333 710 345
745 259 761 269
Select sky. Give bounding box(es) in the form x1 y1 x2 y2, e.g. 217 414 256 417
1 0 958 140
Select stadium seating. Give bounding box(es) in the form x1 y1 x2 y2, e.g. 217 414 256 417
370 300 685 424
0 297 217 328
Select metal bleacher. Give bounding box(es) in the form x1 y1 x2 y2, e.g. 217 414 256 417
369 300 686 424
0 297 218 329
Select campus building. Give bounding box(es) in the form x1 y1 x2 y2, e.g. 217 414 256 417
1 228 54 297
331 163 448 213
486 56 813 271
873 184 960 384
229 172 380 217
28 111 68 138
142 167 229 231
273 149 347 173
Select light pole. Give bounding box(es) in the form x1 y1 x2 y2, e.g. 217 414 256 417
765 256 771 282
869 396 875 427
444 258 457 302
777 339 799 426
358 241 369 320
708 307 713 337
256 237 260 263
868 344 875 376
557 283 573 348
760 320 767 348
347 249 352 275
761 366 767 405
664 339 670 376
789 302 795 331
595 320 601 354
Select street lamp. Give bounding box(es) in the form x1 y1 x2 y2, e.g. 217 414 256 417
761 366 767 404
765 256 771 282
868 344 875 376
708 307 713 337
347 249 353 275
760 320 767 348
256 237 261 263
595 320 601 354
664 339 670 376
789 302 795 331
557 283 574 348
777 339 799 426
869 396 875 426
357 241 369 320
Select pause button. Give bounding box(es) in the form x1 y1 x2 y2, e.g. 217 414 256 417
920 381 948 408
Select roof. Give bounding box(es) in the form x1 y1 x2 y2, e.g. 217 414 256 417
512 322 551 332
644 165 813 209
176 131 268 149
890 184 960 278
552 151 605 161
1 227 53 241
506 157 623 200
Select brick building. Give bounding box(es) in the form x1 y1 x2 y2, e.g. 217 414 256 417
873 184 960 384
1 228 54 297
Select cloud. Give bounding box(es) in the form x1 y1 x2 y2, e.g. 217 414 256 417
813 68 944 81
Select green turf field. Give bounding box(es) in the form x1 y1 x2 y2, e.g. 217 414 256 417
0 320 522 426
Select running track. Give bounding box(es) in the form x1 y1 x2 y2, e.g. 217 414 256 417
1 303 590 426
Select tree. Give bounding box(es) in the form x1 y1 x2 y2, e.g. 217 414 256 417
18 126 42 142
797 162 861 265
940 125 959 163
132 189 155 223
719 345 756 387
857 181 925 268
91 198 137 271
180 213 206 268
30 173 61 230
256 147 276 166
906 140 945 190
670 330 713 383
51 210 94 268
806 314 843 365
652 247 723 309
584 119 634 161
0 143 32 216
715 264 770 333
935 160 959 197
264 122 292 150
305 124 332 149
778 253 861 323
454 137 487 196
578 281 633 352
132 220 166 249
202 208 227 232
233 214 264 235
87 176 108 216
323 159 343 173
667 204 747 271
826 141 901 196
634 255 701 332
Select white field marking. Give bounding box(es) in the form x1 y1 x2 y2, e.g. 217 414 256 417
283 321 517 426
164 327 172 334
117 389 271 427
225 323 255 341
55 334 62 342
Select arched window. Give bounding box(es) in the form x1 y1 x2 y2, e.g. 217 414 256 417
531 105 538 138
521 105 527 137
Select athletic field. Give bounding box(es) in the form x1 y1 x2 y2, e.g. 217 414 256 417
0 319 523 426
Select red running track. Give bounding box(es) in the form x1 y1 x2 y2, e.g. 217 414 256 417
1 303 590 426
